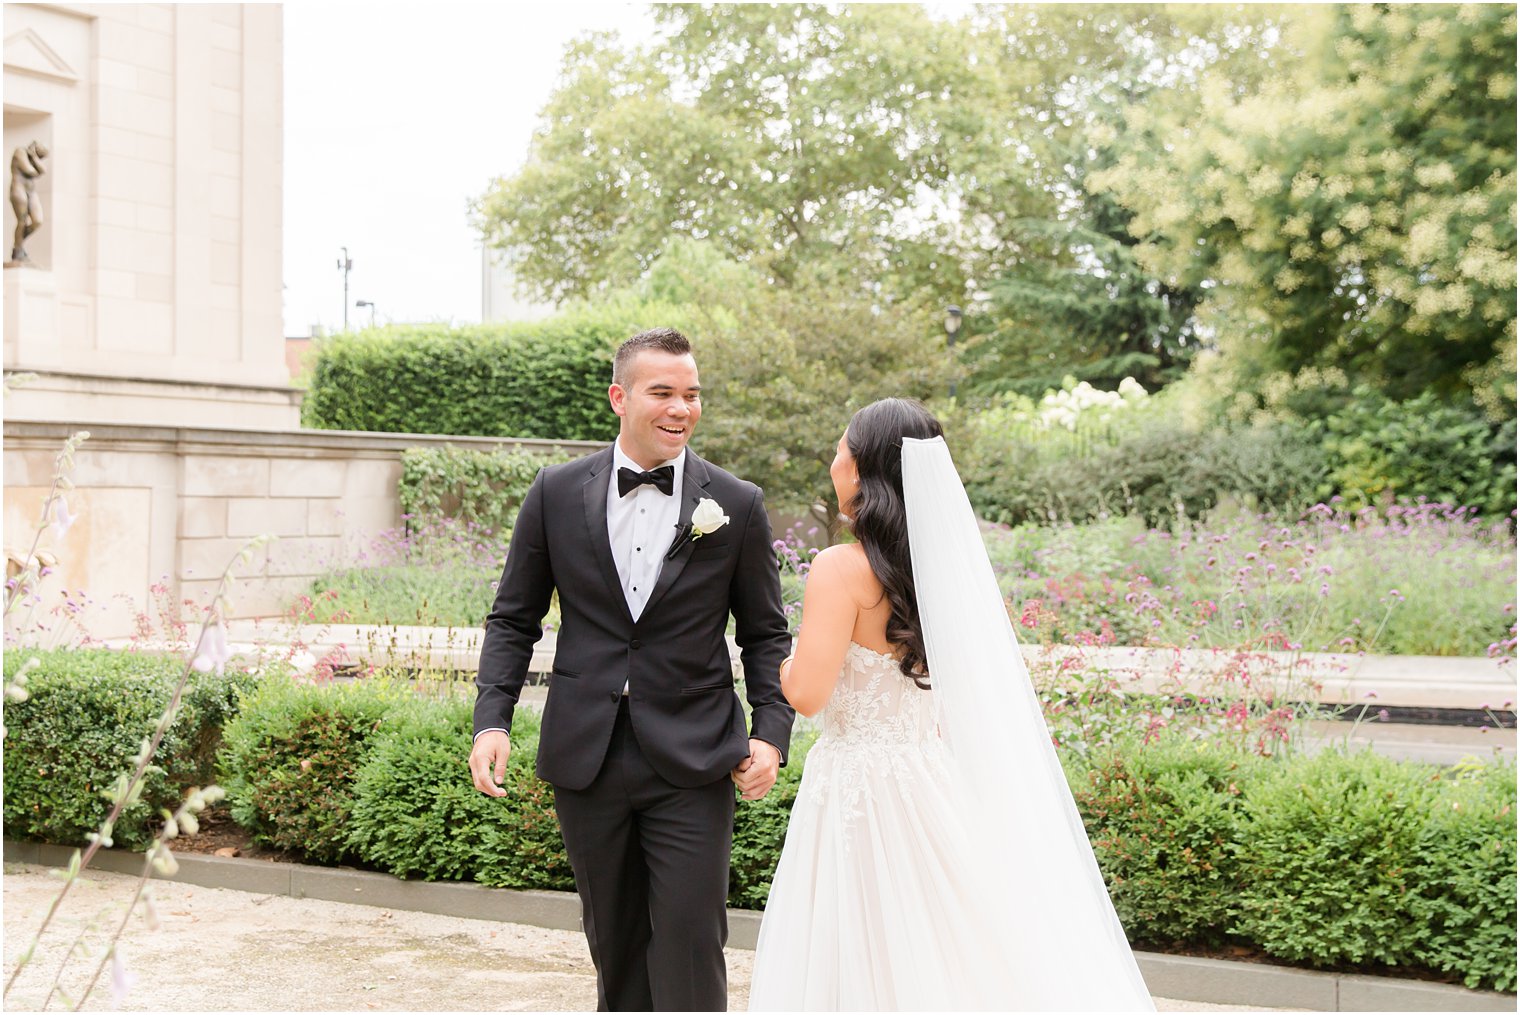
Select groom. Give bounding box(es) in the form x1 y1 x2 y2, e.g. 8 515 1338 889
469 327 795 1011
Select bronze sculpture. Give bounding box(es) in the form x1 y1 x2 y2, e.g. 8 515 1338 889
9 140 49 263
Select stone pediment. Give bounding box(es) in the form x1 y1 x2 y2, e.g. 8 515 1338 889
4 27 79 84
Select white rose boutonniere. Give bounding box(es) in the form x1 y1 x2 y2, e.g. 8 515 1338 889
690 498 729 540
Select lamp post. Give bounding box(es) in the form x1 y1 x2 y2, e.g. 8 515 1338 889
944 305 963 398
336 247 353 329
356 299 378 327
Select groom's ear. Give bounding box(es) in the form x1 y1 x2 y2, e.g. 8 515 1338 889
608 382 628 418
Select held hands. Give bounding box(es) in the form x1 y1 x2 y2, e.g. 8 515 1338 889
732 738 781 802
469 731 512 798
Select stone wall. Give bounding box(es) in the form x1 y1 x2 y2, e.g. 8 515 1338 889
3 420 600 640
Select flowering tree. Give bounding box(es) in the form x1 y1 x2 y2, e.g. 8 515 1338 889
1091 5 1517 417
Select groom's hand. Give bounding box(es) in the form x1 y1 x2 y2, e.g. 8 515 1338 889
732 739 780 801
469 731 512 798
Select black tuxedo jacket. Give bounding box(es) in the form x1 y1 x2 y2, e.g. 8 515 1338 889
474 445 795 790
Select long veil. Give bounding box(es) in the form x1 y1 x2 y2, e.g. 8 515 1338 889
902 436 1154 1011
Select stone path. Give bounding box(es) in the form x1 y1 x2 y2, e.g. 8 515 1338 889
3 864 1288 1012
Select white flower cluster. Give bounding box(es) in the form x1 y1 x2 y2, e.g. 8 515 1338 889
1035 378 1149 431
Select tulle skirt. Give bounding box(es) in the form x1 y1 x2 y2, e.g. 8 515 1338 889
748 738 1015 1011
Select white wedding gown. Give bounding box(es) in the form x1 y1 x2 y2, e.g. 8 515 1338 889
748 642 1014 1010
747 436 1154 1012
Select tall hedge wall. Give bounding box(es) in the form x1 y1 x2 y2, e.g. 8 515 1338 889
301 301 694 440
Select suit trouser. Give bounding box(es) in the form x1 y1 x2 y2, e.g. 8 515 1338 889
553 699 735 1012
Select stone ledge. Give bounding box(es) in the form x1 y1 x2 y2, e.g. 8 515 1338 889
2 418 605 457
6 839 1512 1012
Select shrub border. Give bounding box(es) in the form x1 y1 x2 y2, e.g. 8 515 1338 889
5 840 1512 1012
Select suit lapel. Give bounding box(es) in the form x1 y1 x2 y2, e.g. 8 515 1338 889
642 452 713 618
581 447 635 625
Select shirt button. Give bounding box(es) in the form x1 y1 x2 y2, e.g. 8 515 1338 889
636 547 641 552
630 639 643 649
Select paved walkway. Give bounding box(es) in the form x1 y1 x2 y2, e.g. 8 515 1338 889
3 864 1284 1012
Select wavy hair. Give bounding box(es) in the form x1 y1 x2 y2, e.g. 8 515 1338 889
842 397 944 688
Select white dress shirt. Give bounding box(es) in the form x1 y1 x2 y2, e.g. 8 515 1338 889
608 440 686 622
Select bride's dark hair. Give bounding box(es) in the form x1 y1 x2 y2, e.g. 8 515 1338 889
842 397 944 689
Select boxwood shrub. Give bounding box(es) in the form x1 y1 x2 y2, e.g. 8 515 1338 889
2 649 255 850
218 676 401 864
344 697 574 890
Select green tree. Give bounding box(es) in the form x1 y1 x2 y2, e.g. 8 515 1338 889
474 4 976 303
953 4 1292 397
662 251 955 535
474 4 1286 400
1091 4 1517 413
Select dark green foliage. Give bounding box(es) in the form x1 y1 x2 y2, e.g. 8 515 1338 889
218 677 398 864
1311 388 1517 518
345 699 575 890
1406 764 1518 991
972 197 1202 398
398 445 576 533
300 311 628 440
1 649 255 850
728 735 814 909
962 418 1329 527
1068 739 1259 948
1231 749 1436 968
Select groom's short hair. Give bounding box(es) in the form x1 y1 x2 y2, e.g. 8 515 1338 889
613 328 693 388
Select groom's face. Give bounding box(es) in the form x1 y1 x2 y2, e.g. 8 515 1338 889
609 350 702 469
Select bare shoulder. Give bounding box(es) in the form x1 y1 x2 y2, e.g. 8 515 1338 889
810 543 879 605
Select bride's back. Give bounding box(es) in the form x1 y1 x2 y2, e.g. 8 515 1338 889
832 541 898 657
821 641 938 748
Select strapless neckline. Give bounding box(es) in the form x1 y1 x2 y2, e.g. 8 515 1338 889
846 641 898 663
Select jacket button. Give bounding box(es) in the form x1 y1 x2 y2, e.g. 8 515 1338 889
630 639 643 649
609 691 620 703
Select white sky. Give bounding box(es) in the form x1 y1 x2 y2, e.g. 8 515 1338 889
281 1 659 336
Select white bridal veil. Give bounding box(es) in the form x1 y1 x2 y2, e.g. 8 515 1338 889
901 436 1155 1011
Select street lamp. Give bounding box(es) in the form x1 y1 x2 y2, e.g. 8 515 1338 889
336 247 353 329
356 300 378 327
944 305 963 398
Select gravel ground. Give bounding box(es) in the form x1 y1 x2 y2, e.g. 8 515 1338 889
3 864 1287 1012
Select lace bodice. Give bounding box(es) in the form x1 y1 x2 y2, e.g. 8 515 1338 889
817 642 939 748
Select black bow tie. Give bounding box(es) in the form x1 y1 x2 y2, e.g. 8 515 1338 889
617 465 675 497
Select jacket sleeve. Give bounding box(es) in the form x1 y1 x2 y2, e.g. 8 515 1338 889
728 485 797 763
474 469 555 737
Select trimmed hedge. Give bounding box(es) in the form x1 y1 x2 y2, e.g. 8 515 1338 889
300 301 694 440
1 649 255 850
1066 738 1259 949
218 677 401 864
6 659 1513 991
345 698 574 890
1406 763 1517 990
1232 749 1517 991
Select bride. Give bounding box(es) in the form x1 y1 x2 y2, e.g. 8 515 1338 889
746 398 1154 1011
